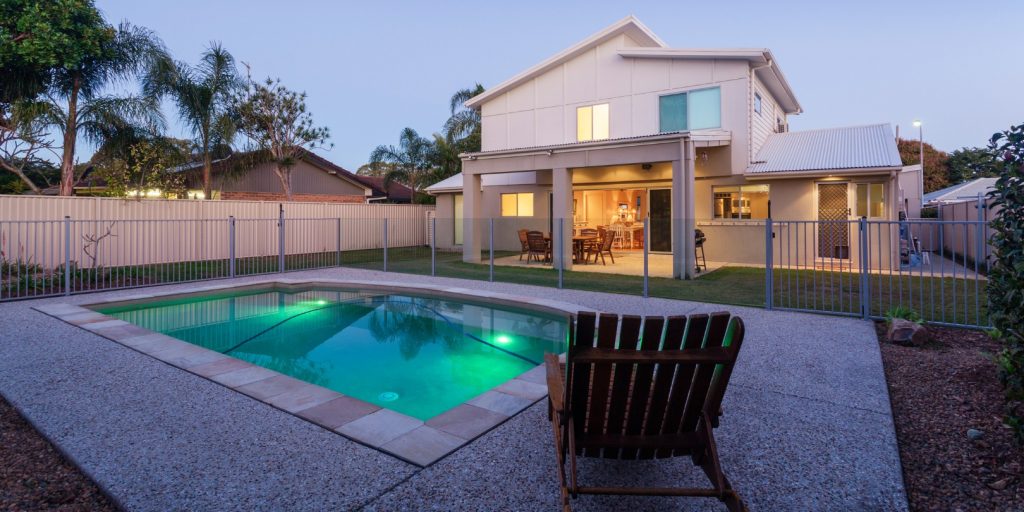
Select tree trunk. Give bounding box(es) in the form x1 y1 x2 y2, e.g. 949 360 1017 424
202 151 212 200
276 164 292 201
59 76 80 196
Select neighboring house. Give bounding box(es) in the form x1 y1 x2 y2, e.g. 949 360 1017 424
182 150 414 204
426 16 905 278
47 149 414 203
922 177 997 207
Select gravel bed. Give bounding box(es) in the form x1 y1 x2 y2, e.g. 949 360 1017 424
879 324 1024 511
0 396 116 511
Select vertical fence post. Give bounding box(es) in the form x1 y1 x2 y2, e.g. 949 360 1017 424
643 216 649 298
764 217 773 310
229 216 236 278
976 193 985 269
493 218 497 282
859 217 870 319
63 216 71 296
383 218 388 272
336 218 342 267
277 206 285 273
557 219 564 289
431 216 436 277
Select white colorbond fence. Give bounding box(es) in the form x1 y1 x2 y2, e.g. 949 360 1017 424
0 195 433 300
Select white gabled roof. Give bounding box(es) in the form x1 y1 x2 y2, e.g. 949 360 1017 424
746 124 902 175
464 16 666 109
923 177 997 205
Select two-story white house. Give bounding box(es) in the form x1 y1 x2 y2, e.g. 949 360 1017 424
427 16 904 278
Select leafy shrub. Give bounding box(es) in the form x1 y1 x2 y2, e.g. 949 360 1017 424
988 123 1024 442
885 306 922 324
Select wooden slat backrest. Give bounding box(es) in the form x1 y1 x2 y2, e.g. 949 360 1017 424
602 315 642 458
619 316 664 459
637 315 687 459
580 314 619 457
564 312 744 461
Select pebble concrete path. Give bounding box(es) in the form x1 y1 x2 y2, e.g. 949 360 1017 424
0 268 907 511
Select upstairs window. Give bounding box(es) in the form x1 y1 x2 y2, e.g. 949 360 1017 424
713 185 770 219
754 93 762 115
501 192 534 217
576 103 609 141
659 87 721 132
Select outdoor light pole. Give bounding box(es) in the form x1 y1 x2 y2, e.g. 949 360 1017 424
913 120 924 196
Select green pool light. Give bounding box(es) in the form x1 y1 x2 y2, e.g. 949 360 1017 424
316 300 328 306
494 334 512 344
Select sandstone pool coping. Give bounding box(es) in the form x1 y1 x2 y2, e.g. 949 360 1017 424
33 278 589 467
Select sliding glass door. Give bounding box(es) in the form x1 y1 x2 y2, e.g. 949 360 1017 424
648 188 672 253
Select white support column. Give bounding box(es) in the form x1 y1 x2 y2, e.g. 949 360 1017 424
672 158 684 278
462 172 483 263
671 139 696 279
684 139 696 279
551 167 574 271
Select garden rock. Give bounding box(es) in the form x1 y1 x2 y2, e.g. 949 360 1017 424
887 319 929 347
967 428 985 441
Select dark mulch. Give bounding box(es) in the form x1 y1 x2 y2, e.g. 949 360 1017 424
0 396 117 511
879 323 1024 511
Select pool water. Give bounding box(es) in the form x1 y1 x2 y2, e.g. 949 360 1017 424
96 287 568 420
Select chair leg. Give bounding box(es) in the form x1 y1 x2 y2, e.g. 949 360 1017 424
695 415 746 511
550 412 573 512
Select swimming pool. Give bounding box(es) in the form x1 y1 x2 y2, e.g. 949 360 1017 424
95 286 568 420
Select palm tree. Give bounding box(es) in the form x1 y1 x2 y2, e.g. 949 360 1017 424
143 43 240 199
444 83 485 154
369 127 437 202
46 22 167 195
429 132 462 182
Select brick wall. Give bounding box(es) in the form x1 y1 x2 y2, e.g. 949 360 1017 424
220 191 366 203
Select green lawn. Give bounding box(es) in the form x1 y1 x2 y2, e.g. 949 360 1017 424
1 245 989 327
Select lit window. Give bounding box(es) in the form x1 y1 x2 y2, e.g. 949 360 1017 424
754 93 762 115
500 193 534 217
659 87 721 133
713 185 770 219
576 103 609 142
856 183 885 218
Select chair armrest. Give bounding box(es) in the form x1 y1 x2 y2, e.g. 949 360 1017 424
544 353 565 415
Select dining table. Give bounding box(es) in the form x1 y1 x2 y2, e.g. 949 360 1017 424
545 234 599 264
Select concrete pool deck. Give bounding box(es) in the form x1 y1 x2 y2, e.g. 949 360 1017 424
0 268 907 511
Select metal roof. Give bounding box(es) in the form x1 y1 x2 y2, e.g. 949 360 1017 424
746 124 902 174
461 129 730 159
426 171 540 194
923 177 997 205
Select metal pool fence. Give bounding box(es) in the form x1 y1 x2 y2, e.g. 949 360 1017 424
767 218 991 328
1 212 994 328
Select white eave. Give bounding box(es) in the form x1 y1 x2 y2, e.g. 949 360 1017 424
426 171 540 194
459 129 731 160
618 47 801 114
463 16 666 109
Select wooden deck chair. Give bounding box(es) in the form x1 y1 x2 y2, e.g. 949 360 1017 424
545 311 747 511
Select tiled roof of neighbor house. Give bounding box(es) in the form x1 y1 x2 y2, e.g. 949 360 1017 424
351 175 414 202
171 149 384 196
746 124 902 174
923 177 997 205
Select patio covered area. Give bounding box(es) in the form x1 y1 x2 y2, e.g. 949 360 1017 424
459 130 733 280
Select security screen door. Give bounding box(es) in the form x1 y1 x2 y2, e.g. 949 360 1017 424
817 183 851 259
